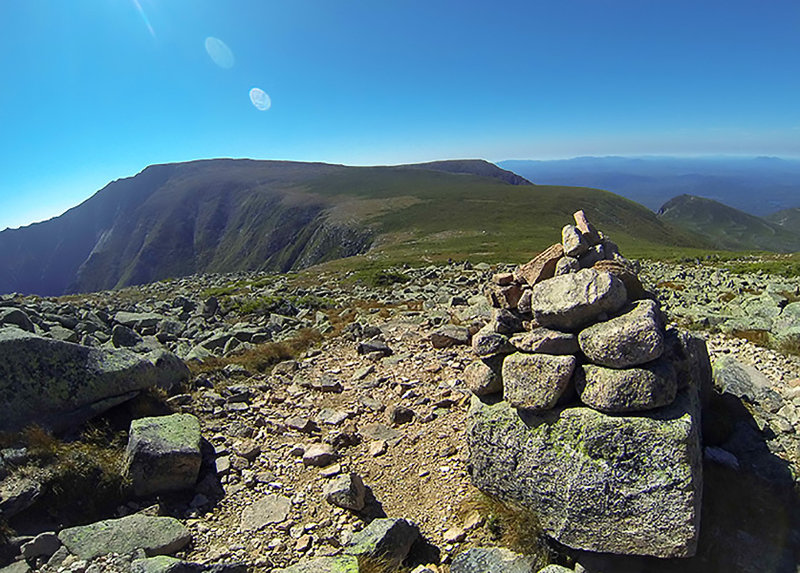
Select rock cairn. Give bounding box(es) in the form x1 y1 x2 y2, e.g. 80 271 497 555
466 210 711 559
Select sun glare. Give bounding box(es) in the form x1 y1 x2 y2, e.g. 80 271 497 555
131 0 156 39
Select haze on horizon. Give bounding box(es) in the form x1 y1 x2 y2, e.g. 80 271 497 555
2 0 799 230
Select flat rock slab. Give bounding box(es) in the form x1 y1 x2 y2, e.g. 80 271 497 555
274 556 359 573
467 387 702 558
511 328 578 355
514 243 564 286
502 353 576 410
577 359 678 413
360 423 402 446
58 514 191 560
450 547 536 573
114 311 166 330
578 300 665 368
530 269 627 331
240 494 291 531
0 327 158 432
124 413 202 497
430 325 471 348
130 556 195 573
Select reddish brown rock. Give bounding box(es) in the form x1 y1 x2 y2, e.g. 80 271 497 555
514 244 564 286
492 272 515 286
484 283 524 310
573 210 601 244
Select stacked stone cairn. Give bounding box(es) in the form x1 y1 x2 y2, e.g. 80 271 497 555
466 210 711 559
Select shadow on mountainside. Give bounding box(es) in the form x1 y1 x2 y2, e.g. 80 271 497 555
566 390 800 572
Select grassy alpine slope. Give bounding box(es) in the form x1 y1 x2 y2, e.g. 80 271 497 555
0 159 714 296
657 194 800 253
306 167 712 267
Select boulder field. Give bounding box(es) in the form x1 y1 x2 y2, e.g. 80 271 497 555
0 210 799 572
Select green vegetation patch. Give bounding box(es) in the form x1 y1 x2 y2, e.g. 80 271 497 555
724 258 800 278
351 268 410 288
230 294 337 316
1 424 130 525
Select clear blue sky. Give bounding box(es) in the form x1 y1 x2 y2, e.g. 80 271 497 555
2 0 799 229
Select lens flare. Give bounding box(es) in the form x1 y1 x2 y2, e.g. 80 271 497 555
204 37 235 69
249 88 272 111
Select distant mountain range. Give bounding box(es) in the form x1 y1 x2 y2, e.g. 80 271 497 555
499 156 800 216
656 194 800 253
0 158 707 296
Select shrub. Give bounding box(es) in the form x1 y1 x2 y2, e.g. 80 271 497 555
352 268 410 288
14 424 130 524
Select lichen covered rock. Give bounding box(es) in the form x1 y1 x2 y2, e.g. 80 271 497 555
467 387 702 558
502 353 576 410
529 269 627 331
58 514 191 560
578 300 665 368
124 413 202 497
577 359 678 413
0 327 159 432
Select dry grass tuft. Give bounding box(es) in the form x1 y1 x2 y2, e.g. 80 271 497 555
357 555 411 573
188 328 323 374
459 492 553 568
730 329 771 348
655 280 686 291
9 424 130 524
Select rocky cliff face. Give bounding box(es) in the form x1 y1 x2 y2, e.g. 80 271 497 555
0 160 379 296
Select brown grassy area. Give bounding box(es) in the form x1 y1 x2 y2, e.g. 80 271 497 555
188 328 323 375
1 424 131 525
655 280 686 291
458 492 553 568
730 329 771 348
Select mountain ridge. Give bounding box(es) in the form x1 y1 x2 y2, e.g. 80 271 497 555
656 194 800 252
1 158 707 296
500 156 800 216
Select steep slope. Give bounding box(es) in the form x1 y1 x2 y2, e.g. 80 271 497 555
657 194 800 252
765 207 800 230
1 159 709 296
0 160 368 295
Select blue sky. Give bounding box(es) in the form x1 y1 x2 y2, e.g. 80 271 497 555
1 0 799 229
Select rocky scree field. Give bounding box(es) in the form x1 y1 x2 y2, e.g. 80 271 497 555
0 217 799 572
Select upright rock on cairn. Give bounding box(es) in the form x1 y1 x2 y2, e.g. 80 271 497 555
466 210 710 559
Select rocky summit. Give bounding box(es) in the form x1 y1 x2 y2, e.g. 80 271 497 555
0 210 799 573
